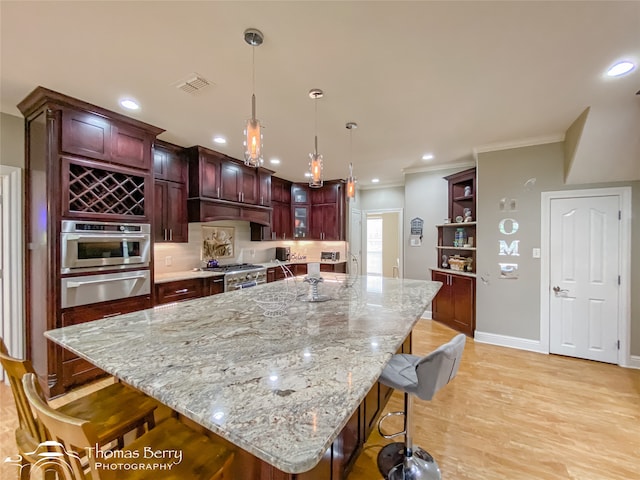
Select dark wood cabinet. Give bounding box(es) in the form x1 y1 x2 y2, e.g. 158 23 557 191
220 161 258 204
320 262 347 273
186 145 273 226
154 140 186 183
155 276 225 305
18 86 163 398
154 181 188 242
59 295 151 388
431 271 475 336
155 278 203 305
61 156 152 221
251 176 292 241
203 276 225 296
433 167 476 336
309 182 344 241
258 169 272 206
154 141 188 243
187 146 223 199
272 176 291 204
61 107 153 170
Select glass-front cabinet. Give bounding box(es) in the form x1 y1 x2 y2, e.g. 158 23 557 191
293 206 309 238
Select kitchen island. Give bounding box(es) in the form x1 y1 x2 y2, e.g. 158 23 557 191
45 275 441 479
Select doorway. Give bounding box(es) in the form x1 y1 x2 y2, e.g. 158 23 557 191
363 210 402 278
0 165 24 380
348 208 362 275
541 187 631 365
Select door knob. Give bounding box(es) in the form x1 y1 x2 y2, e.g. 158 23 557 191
552 286 569 295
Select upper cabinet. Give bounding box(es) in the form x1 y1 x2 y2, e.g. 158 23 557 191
311 182 343 241
295 181 345 241
61 107 154 171
185 145 273 225
186 146 223 199
153 140 188 243
220 160 258 204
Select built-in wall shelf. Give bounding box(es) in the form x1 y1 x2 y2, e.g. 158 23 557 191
436 246 477 251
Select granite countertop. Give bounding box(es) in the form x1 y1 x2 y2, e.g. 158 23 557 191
45 275 442 474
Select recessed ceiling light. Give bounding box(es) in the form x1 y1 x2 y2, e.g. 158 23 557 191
270 158 281 165
422 153 434 161
371 178 380 183
606 61 635 77
119 98 140 110
213 136 227 144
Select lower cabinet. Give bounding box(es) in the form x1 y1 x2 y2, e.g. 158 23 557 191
154 276 225 305
59 295 151 389
431 270 475 336
155 278 203 304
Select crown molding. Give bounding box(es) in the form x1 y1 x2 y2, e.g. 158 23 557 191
402 160 476 176
358 181 406 191
473 134 565 160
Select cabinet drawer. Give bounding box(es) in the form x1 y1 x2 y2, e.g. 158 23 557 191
155 279 203 305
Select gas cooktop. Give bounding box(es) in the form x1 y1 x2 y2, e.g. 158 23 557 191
204 263 265 273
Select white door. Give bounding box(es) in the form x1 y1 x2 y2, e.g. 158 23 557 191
349 208 362 275
549 195 620 363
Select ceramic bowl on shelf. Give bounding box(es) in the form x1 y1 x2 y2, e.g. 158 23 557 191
455 215 463 223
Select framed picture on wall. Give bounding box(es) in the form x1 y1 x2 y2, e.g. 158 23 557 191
202 226 234 260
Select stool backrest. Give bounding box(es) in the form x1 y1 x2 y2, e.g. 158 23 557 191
0 338 48 445
414 334 466 401
22 372 99 480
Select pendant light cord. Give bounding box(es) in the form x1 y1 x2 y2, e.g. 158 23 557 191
252 46 256 96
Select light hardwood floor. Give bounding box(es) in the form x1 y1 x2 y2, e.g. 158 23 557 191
1 320 639 480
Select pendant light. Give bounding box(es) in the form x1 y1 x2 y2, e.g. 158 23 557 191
345 122 357 201
243 28 264 167
308 88 324 188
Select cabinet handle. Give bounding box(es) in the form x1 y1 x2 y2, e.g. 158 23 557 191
169 229 173 241
163 229 167 241
213 278 223 283
102 312 122 319
175 288 189 294
217 187 220 198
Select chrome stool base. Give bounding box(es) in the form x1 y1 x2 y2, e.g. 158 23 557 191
377 443 441 480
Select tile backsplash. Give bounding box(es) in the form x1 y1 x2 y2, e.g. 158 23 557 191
154 221 346 274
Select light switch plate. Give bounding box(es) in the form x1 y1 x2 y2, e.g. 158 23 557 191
532 248 541 258
165 256 172 266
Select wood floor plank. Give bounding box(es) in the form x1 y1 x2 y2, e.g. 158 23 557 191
348 320 640 480
2 319 638 480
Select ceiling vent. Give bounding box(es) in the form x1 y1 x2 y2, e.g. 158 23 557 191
173 73 213 95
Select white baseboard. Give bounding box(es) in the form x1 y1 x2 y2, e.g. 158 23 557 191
623 355 640 369
474 331 548 354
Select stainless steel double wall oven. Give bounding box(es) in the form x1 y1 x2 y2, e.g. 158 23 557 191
60 220 152 308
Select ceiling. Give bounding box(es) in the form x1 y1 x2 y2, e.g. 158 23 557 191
1 1 638 186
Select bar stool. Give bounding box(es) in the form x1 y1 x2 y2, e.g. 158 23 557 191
0 338 157 472
22 373 234 480
377 334 466 480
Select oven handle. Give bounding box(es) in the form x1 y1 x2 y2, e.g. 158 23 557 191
66 274 147 288
234 281 258 289
64 234 149 241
